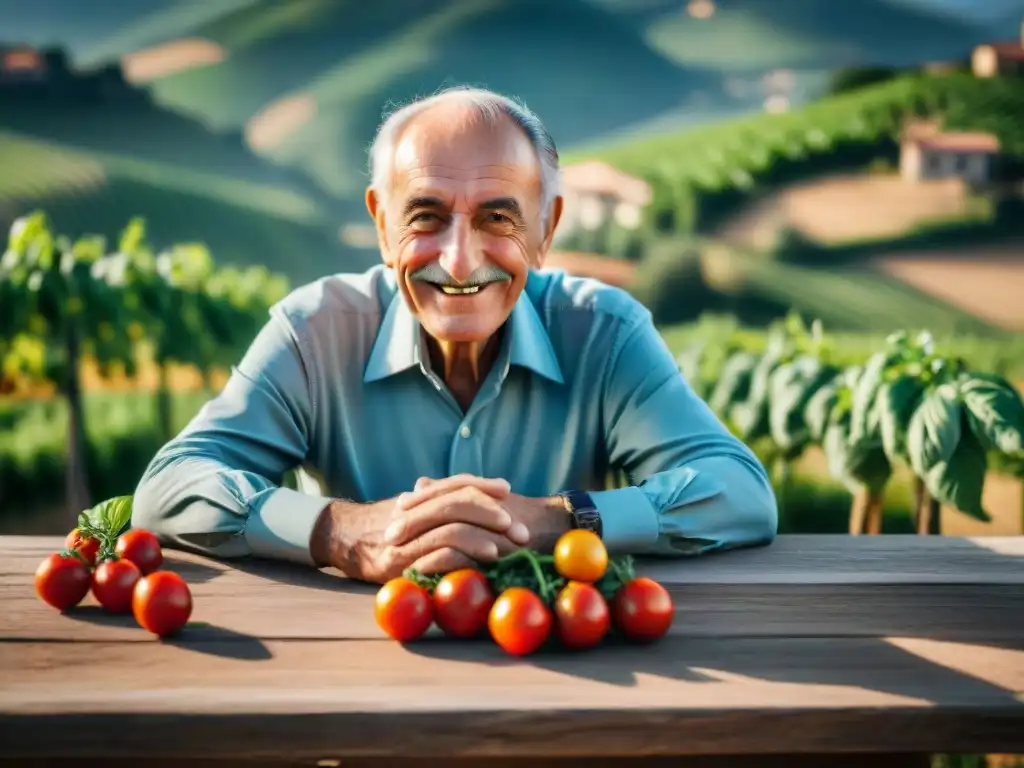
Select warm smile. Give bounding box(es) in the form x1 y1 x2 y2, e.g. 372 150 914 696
421 280 506 297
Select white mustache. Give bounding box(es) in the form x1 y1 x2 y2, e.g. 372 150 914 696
411 262 512 287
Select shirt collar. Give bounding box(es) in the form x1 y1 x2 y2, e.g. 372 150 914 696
363 281 563 385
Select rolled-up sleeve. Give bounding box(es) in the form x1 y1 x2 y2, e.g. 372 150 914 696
132 307 331 566
591 309 778 556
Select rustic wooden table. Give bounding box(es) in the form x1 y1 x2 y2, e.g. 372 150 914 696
1 534 1022 768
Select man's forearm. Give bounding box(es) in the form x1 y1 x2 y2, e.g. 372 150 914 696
132 455 334 566
589 455 778 556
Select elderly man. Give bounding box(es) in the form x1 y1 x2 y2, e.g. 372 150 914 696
132 86 777 584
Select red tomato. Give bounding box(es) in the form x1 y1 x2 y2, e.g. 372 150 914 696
554 581 610 650
91 558 141 614
65 528 99 567
132 570 193 637
488 587 552 657
432 569 495 638
374 577 433 642
115 529 163 575
35 552 92 611
614 577 674 643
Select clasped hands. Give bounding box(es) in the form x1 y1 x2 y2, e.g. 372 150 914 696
316 474 571 583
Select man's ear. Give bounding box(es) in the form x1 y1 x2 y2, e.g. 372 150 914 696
365 186 392 265
534 195 564 267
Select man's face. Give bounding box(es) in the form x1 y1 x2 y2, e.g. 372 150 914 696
367 105 562 344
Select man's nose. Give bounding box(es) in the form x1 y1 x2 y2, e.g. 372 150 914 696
437 214 485 284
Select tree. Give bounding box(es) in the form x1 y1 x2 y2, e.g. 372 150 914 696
0 212 138 525
1 211 293 521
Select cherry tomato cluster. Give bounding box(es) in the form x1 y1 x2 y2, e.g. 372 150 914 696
374 529 674 656
35 526 193 638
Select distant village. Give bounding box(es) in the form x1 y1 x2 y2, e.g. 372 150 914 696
555 21 1024 247
0 43 138 102
2 20 1022 268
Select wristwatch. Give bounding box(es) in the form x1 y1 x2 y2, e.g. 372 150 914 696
558 490 603 538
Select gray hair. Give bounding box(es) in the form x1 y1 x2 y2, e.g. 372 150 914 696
367 85 562 225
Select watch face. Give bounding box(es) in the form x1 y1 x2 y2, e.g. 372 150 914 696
574 508 602 534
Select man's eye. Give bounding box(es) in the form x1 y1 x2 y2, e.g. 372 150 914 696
486 212 511 224
411 212 439 224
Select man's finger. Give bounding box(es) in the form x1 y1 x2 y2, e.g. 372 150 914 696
407 548 477 576
395 474 510 510
398 522 510 564
386 486 511 545
414 476 434 491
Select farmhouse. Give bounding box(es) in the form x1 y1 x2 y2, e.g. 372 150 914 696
899 120 1000 185
0 45 48 83
972 20 1024 78
558 160 652 235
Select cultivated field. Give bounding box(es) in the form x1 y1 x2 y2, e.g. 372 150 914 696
121 38 226 83
874 248 1024 331
718 173 978 250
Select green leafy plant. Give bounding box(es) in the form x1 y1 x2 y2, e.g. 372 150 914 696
1 211 292 524
73 494 134 561
690 316 1024 534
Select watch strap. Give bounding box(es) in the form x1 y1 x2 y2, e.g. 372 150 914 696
560 489 603 538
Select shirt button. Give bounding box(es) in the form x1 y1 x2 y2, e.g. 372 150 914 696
459 425 471 439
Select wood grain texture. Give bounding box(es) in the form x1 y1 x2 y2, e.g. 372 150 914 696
0 637 1022 757
4 535 1023 642
3 534 1023 759
0 755 936 767
4 534 1023 584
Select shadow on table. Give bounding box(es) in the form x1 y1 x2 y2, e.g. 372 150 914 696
405 535 1024 713
405 630 1022 715
158 554 225 585
63 605 273 660
228 555 378 595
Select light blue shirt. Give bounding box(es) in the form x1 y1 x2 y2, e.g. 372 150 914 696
132 264 777 566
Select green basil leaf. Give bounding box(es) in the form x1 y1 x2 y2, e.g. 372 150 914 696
768 356 838 455
878 374 927 464
85 495 133 537
804 375 840 443
849 349 900 447
923 426 990 522
824 415 892 494
959 372 1024 457
907 383 962 477
708 350 758 416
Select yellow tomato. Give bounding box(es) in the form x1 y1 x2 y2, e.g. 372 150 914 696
553 529 608 583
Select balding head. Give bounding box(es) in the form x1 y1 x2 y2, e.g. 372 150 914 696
363 86 564 351
368 86 562 227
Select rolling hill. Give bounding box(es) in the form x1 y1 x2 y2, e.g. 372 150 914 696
590 0 993 72
0 128 374 283
137 0 726 199
2 0 996 205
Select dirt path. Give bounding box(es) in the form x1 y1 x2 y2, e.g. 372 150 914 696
717 173 972 249
246 93 318 152
873 249 1024 331
121 38 225 83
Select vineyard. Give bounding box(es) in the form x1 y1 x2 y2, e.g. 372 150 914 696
0 129 352 282
572 72 1024 236
0 211 291 524
3 211 1023 537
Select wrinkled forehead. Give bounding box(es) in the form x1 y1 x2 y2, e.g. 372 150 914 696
389 111 544 209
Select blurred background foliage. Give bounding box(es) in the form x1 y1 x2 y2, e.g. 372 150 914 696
1 0 1023 558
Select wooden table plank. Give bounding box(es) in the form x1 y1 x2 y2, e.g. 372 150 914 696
1 637 1022 758
4 536 1023 642
4 534 1023 585
3 534 1023 762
